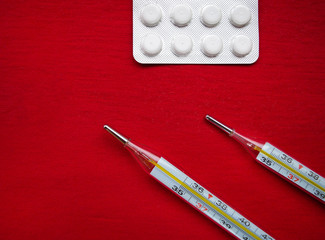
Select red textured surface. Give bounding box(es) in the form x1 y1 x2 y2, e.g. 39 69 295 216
0 0 325 239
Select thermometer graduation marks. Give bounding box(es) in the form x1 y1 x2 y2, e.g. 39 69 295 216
104 124 274 240
206 115 325 203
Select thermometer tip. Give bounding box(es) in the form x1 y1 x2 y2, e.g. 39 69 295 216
205 115 212 121
104 124 129 145
205 115 234 135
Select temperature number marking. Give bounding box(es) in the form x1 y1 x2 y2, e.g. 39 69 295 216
261 234 273 240
308 171 319 181
216 200 228 211
280 154 292 163
239 217 251 227
195 202 208 212
261 156 273 166
220 219 232 229
172 185 184 196
287 173 299 182
314 190 325 199
192 182 204 193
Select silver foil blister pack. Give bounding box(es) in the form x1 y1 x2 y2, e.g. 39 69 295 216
133 0 259 64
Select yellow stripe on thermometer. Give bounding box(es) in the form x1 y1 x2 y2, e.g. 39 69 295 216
206 115 325 203
104 124 275 240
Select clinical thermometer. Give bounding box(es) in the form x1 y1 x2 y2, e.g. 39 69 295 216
206 115 325 204
104 124 274 240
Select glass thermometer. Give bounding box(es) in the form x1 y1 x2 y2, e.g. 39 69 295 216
206 115 325 204
104 124 275 240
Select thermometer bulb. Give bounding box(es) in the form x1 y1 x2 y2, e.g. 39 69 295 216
104 124 274 240
206 115 325 204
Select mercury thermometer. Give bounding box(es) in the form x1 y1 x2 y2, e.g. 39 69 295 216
206 115 325 204
104 124 274 240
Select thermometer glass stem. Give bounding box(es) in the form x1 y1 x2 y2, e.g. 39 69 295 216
104 124 274 240
206 115 325 203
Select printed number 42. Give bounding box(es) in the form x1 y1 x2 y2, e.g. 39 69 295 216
288 174 299 182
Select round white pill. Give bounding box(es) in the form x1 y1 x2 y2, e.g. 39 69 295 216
229 5 251 27
141 34 163 56
231 35 253 57
170 4 192 27
200 5 222 27
140 4 162 27
171 34 193 56
201 35 223 57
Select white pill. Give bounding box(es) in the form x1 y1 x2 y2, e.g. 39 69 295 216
140 4 162 27
141 34 163 56
170 4 192 27
231 35 252 57
171 34 193 56
229 5 251 27
201 35 223 57
200 5 222 27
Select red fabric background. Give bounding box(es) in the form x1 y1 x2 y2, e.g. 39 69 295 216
0 0 325 239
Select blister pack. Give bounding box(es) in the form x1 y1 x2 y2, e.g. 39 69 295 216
133 0 259 64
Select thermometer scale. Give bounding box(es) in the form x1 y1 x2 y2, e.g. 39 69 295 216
104 124 274 240
206 115 325 203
